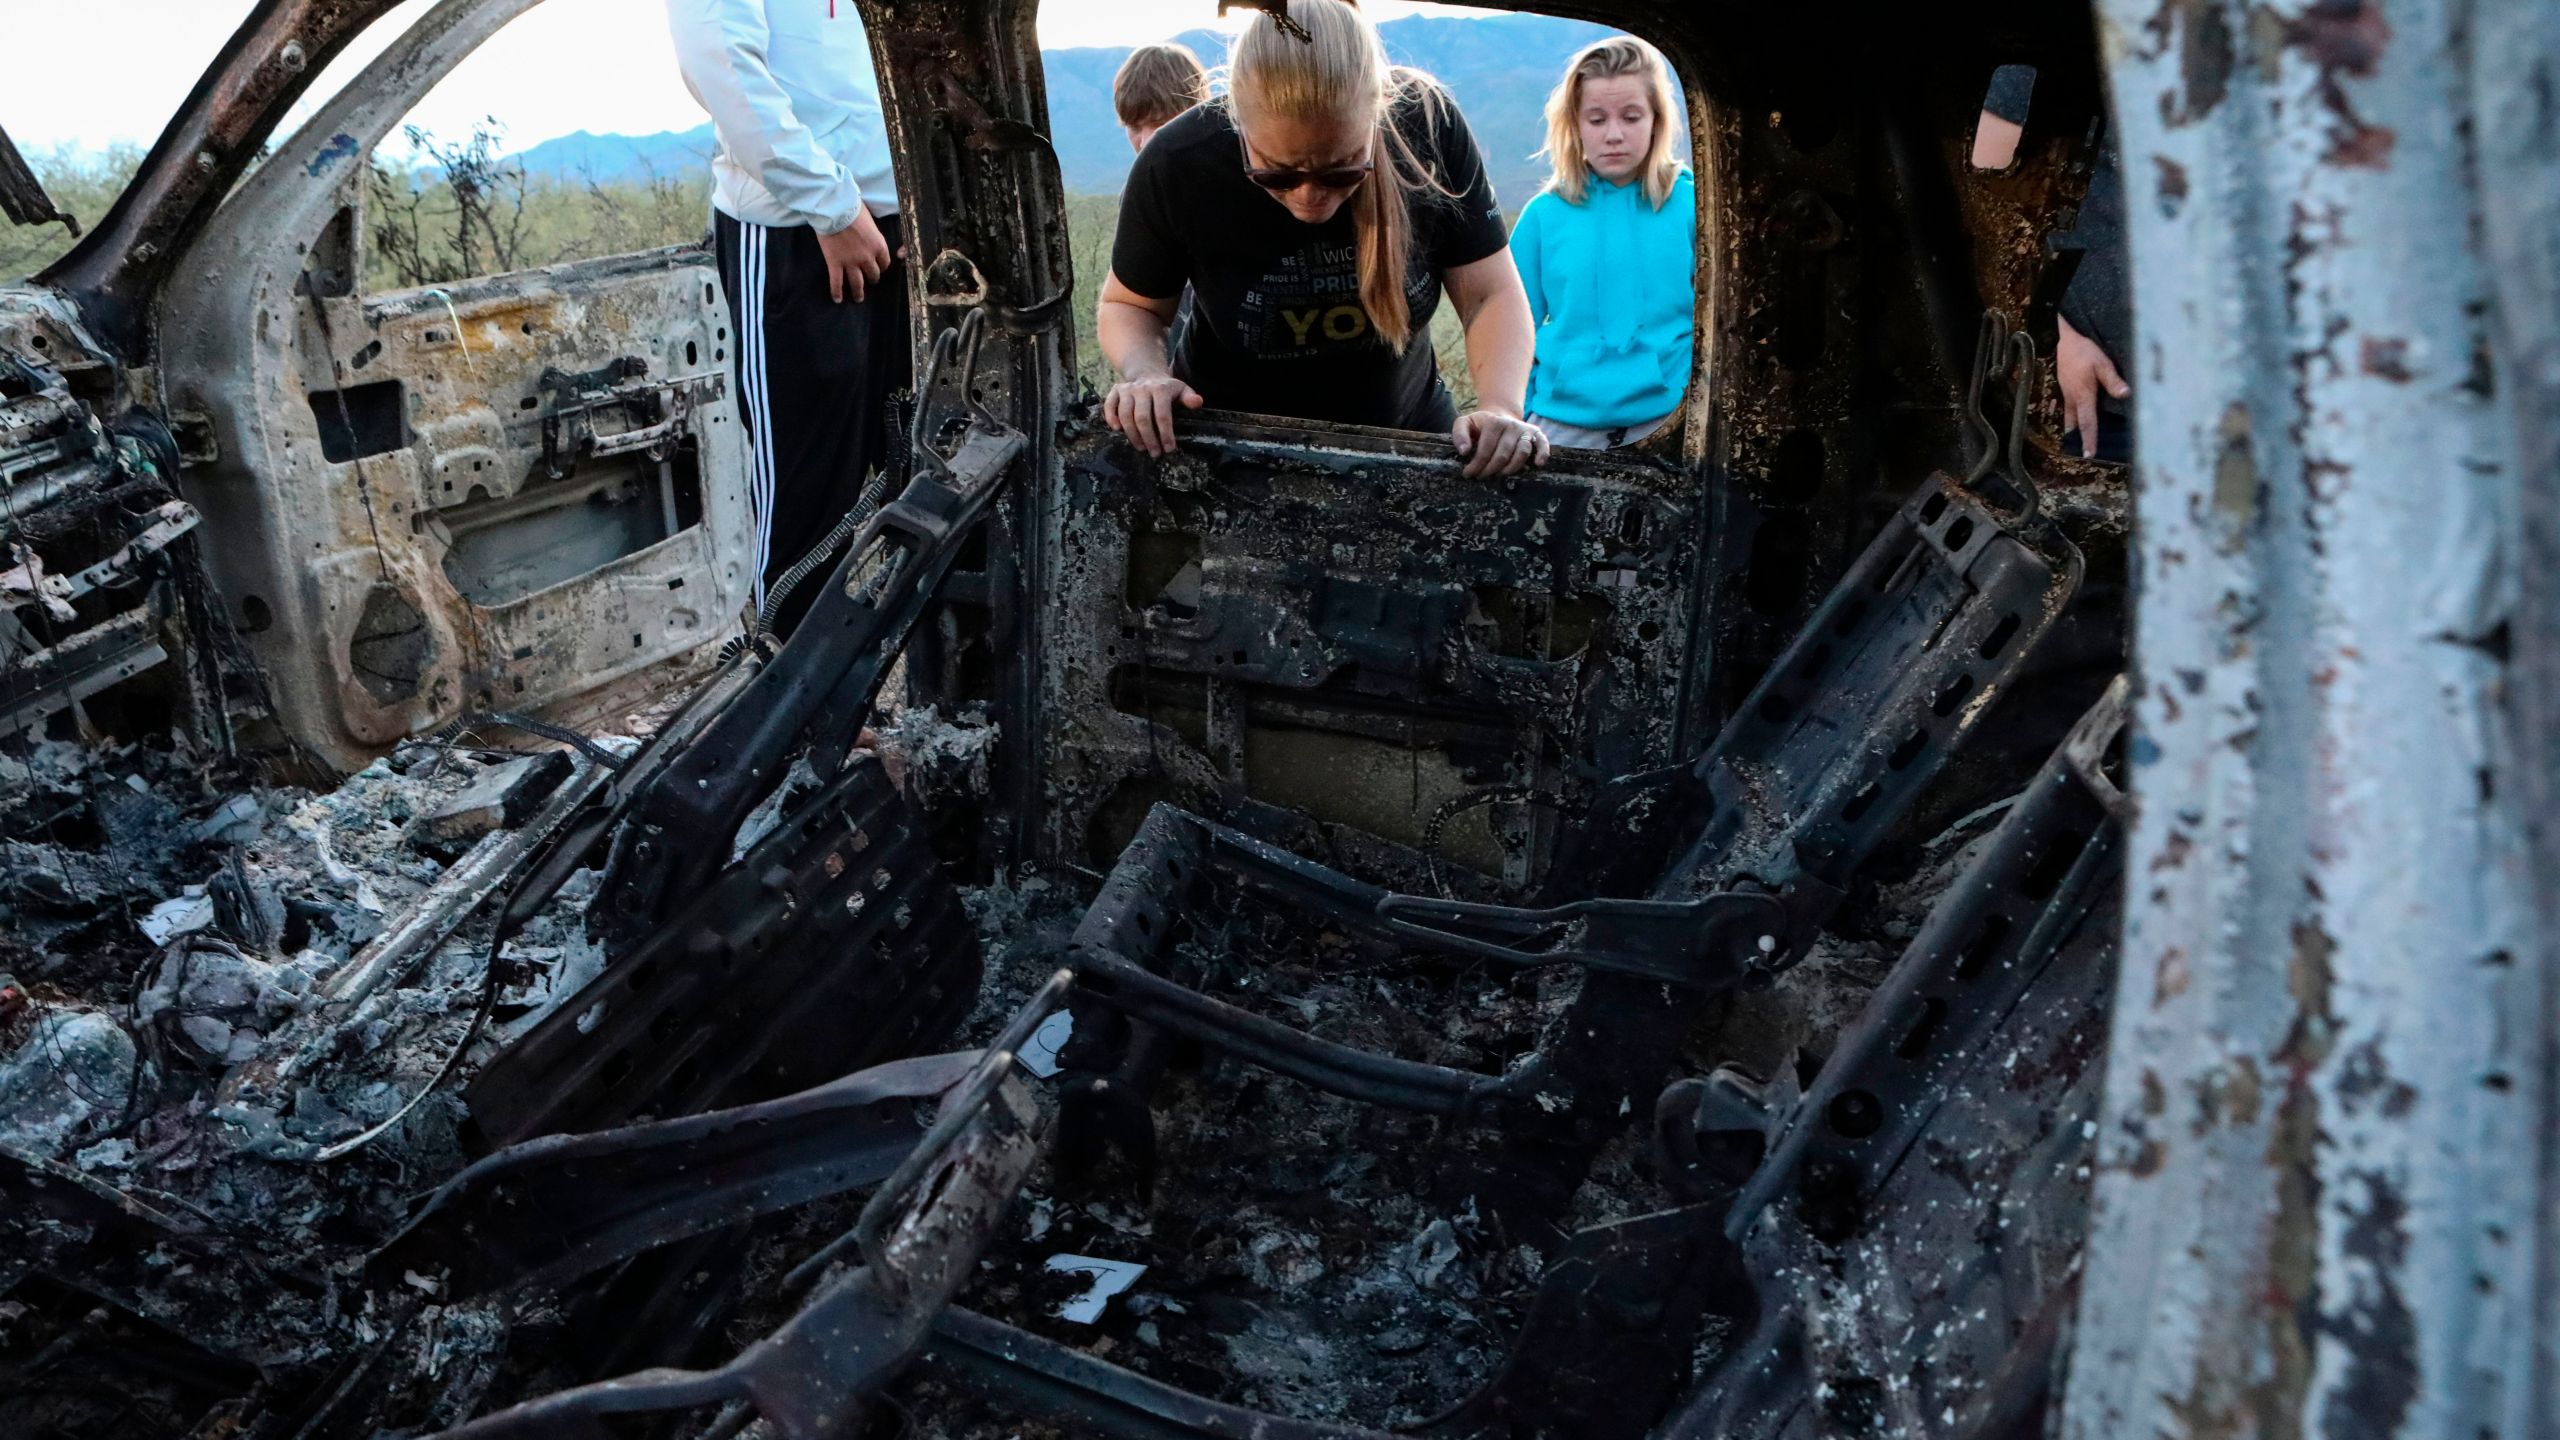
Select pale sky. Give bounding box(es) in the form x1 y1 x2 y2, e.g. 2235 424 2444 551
0 0 1496 158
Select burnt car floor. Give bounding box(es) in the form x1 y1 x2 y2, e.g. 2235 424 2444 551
16 0 2539 1436
1 335 2126 1436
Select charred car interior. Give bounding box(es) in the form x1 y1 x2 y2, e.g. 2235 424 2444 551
12 0 2541 1437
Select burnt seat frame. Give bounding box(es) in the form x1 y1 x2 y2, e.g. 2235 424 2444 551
1048 472 2085 1224
1657 679 2132 1439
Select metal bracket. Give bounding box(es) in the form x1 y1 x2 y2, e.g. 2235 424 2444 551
432 987 1055 1440
380 1050 980 1300
52 498 199 599
535 362 726 479
587 308 1026 946
1711 677 2130 1238
1961 310 2043 524
1376 890 1786 989
474 755 981 1149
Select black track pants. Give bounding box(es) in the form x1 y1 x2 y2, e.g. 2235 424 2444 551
714 209 912 633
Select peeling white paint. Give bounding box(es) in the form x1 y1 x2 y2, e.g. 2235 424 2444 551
2066 3 2548 1438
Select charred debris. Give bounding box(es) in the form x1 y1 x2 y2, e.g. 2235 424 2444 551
3 298 2128 1439
0 1 2149 1435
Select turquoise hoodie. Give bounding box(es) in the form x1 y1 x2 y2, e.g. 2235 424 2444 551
1509 170 1696 430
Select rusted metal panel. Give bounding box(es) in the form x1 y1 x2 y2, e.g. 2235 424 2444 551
859 0 1079 869
2065 2 2548 1438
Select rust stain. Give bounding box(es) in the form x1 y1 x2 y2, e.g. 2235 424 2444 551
2225 1056 2263 1125
2192 1055 2265 1134
2155 944 2193 1005
2358 337 2413 382
2280 0 2392 76
2324 123 2398 169
2150 0 2237 125
2212 402 2260 545
2154 155 2192 215
2275 0 2399 168
2286 915 2339 1068
2254 1080 2321 1440
2151 831 2195 872
2235 902 2341 1440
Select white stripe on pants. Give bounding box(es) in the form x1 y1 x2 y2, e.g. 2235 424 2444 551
740 225 776 611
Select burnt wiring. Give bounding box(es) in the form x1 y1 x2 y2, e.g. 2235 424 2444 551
412 709 627 772
304 922 501 1162
280 803 541 1164
723 392 913 659
756 466 890 634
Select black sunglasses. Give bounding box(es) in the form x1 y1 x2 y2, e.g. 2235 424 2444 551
1238 135 1375 193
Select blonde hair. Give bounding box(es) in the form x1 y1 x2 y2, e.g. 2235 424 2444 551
1226 0 1448 353
1115 43 1210 129
1540 36 1684 208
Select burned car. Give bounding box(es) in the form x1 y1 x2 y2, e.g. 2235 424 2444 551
3 1 2552 1438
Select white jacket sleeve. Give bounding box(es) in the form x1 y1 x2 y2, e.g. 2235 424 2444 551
666 0 866 232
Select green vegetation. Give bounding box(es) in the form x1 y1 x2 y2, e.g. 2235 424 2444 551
1 145 143 282
9 142 1472 414
2 132 709 290
361 124 712 293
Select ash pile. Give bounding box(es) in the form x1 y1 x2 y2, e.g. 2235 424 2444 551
0 724 629 1429
3 312 2127 1440
0 732 624 1166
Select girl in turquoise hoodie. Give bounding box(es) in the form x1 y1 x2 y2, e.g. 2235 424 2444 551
1509 37 1696 448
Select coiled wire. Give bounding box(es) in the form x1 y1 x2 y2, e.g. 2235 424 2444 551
418 709 627 771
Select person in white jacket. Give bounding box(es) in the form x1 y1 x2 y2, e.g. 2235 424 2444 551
666 0 907 631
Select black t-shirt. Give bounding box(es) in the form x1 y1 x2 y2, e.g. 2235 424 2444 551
1110 87 1510 432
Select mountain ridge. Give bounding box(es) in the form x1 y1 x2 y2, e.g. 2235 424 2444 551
511 13 1626 206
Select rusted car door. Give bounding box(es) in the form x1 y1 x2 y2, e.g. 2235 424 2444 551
155 0 753 772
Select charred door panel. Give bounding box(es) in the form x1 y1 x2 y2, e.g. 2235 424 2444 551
155 0 753 771
1040 415 1707 890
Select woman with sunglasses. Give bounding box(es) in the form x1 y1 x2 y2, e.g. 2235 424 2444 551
1096 0 1548 478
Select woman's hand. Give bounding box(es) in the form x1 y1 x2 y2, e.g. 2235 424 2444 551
1103 374 1205 457
1452 408 1549 478
1095 271 1197 457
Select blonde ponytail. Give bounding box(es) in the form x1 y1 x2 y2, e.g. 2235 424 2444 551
1352 114 1413 350
1229 0 1443 353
